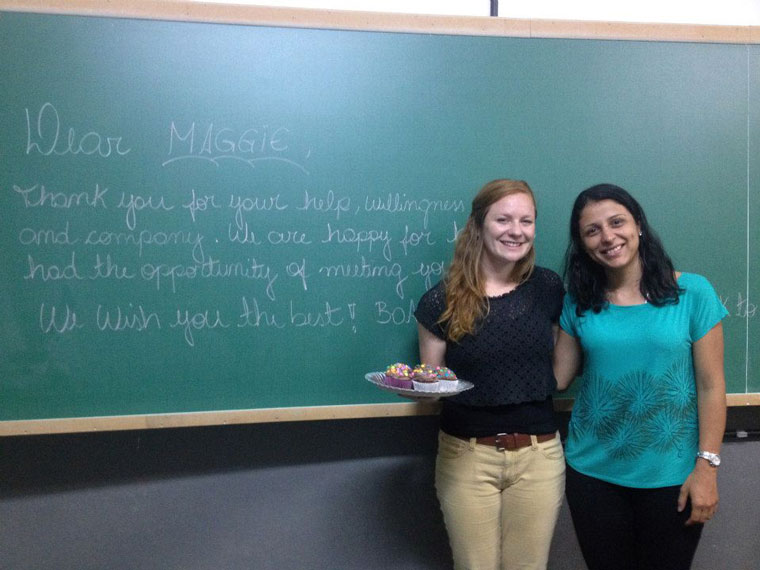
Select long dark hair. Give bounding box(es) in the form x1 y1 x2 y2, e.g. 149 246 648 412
563 183 683 315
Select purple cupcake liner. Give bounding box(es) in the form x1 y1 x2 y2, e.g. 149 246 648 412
384 375 413 389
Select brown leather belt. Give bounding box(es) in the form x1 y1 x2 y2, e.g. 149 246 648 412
454 432 556 451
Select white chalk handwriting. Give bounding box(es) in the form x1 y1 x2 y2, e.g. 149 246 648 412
25 103 131 158
162 121 309 173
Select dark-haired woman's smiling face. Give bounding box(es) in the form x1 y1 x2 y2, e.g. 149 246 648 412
578 199 641 272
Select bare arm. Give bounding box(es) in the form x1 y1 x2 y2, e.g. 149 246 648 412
400 323 448 402
553 329 582 390
418 323 446 367
678 322 727 525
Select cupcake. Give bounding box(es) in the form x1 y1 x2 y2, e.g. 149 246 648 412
435 366 459 392
384 362 413 389
412 363 440 393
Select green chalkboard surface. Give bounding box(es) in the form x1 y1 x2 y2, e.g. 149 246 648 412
0 9 757 429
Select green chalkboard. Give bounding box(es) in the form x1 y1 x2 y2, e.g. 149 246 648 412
0 9 757 429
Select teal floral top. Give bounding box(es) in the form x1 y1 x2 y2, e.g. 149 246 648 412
560 273 727 488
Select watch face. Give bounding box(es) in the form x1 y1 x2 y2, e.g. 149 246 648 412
698 452 720 466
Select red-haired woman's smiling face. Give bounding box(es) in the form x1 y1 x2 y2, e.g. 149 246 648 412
481 192 536 269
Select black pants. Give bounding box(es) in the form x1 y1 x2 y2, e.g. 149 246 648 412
565 463 704 570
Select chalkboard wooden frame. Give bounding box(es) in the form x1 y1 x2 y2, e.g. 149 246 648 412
0 0 758 435
1 0 759 43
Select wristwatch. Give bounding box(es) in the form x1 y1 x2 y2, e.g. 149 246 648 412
696 451 721 467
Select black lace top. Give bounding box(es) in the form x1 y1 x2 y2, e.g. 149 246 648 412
414 266 564 436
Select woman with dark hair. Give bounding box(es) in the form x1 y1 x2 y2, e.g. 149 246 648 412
415 179 565 570
554 183 728 570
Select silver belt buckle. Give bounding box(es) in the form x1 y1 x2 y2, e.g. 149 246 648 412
495 433 508 451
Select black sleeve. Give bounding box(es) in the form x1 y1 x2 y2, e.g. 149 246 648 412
541 268 565 323
414 281 447 340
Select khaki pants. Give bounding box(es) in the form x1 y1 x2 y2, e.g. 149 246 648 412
435 430 565 570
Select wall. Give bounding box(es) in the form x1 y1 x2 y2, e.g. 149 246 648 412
2 412 758 570
217 0 760 26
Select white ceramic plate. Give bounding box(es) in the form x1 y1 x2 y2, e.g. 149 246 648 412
365 372 473 398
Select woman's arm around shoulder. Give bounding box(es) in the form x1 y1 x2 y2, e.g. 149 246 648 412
553 328 581 391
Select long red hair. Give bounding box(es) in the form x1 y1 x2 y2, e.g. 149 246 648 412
440 179 536 341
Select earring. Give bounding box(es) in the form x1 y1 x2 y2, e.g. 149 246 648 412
639 231 643 237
